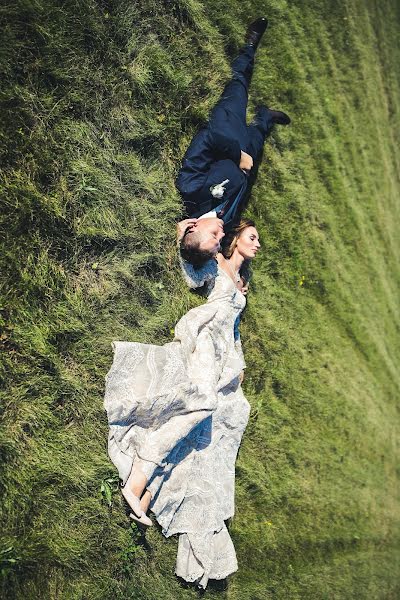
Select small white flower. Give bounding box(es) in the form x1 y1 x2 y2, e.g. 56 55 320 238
210 179 229 199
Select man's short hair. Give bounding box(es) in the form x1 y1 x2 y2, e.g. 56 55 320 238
180 230 216 267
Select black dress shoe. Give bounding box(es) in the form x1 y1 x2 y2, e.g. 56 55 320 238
267 108 291 125
253 105 291 131
245 17 269 49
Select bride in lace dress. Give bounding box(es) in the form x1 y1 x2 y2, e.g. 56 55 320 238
104 220 260 587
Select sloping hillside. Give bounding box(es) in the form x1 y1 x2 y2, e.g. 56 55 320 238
1 0 399 598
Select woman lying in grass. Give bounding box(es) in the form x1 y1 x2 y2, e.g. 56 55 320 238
104 220 260 588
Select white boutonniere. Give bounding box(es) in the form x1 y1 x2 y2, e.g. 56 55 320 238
210 179 229 199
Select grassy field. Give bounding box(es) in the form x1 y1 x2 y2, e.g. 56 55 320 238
1 0 400 598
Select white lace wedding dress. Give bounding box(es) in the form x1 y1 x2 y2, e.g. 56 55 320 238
104 263 250 587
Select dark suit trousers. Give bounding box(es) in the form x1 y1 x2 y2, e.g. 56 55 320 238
177 45 275 220
208 45 274 161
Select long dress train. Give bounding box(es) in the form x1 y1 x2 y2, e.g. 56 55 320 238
104 265 250 587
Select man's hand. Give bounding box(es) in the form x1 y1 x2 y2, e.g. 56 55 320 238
239 151 253 172
237 277 249 295
176 218 198 243
240 282 249 296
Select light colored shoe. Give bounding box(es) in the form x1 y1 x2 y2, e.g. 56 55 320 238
121 485 142 518
129 511 153 527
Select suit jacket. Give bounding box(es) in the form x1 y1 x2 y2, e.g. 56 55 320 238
176 127 248 221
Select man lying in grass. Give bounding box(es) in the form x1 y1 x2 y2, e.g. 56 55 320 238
176 17 290 271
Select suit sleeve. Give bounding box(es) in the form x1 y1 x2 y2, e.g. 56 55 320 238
208 131 242 165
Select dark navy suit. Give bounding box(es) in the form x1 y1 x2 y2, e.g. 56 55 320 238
176 45 275 229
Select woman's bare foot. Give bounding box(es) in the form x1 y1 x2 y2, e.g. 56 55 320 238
140 490 152 513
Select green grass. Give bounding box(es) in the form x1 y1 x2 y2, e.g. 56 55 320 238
1 0 400 598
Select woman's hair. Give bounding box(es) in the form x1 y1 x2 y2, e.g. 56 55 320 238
221 219 256 259
221 219 256 284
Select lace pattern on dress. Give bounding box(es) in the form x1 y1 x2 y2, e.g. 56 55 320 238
179 257 218 290
104 265 249 587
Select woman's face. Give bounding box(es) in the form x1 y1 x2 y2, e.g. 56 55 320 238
236 226 260 259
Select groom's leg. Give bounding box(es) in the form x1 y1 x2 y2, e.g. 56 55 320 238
245 111 275 159
208 45 256 135
246 102 293 159
230 44 257 91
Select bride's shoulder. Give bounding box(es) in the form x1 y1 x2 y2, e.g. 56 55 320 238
215 253 233 280
215 253 230 274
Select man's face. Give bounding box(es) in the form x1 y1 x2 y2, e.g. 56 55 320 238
193 218 225 255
